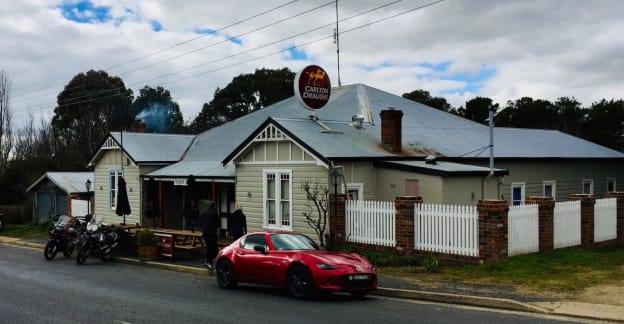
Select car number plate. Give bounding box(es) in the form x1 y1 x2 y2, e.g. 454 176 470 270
351 274 370 280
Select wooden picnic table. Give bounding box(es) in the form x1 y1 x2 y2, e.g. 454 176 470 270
152 228 205 259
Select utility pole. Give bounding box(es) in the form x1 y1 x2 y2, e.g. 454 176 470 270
334 0 342 87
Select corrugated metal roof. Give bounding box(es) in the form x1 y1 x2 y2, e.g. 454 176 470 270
110 132 195 163
26 172 94 194
149 83 624 178
375 160 508 176
146 160 234 179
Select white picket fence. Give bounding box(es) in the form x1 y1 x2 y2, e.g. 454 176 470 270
594 198 617 242
508 204 539 256
554 200 581 249
414 203 479 257
345 200 395 246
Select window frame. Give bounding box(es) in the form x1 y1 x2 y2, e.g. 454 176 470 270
582 179 594 195
511 182 525 206
345 183 363 201
607 178 616 192
262 169 292 230
109 169 123 210
543 180 556 200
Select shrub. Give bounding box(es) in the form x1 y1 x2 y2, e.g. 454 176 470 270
422 256 441 273
136 229 157 246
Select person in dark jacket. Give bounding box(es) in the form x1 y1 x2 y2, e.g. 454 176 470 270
227 204 247 241
199 201 220 270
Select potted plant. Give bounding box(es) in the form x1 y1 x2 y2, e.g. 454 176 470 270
136 228 159 261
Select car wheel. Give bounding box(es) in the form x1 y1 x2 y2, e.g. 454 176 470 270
216 260 237 289
287 265 314 299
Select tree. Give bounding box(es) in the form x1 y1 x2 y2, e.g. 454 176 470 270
464 97 497 124
402 89 452 111
132 86 184 133
0 70 12 175
582 99 624 152
494 97 556 129
52 69 134 169
188 67 295 133
553 97 584 136
301 180 329 248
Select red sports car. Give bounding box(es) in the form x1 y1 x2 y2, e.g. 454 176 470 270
215 231 377 299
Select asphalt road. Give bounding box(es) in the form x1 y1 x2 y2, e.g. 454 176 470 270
0 244 588 324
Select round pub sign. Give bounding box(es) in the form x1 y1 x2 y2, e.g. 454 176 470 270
294 65 331 110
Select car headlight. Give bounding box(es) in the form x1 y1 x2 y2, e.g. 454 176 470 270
316 263 338 270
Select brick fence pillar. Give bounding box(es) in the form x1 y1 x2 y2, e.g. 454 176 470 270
605 192 624 247
568 194 596 250
329 194 346 248
526 196 555 254
395 196 422 255
478 199 509 262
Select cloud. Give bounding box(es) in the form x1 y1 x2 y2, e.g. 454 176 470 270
3 0 624 130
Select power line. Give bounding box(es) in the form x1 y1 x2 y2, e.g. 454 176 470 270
14 0 443 114
11 0 300 101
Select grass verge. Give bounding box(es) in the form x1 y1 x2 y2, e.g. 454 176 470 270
377 247 624 293
0 222 51 238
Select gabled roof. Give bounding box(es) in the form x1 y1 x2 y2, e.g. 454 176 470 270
26 172 94 194
149 83 624 178
88 132 195 167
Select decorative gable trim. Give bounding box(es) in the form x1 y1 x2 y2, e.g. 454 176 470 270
222 118 329 169
254 124 288 142
102 137 119 149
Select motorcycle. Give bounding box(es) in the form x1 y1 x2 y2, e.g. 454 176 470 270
76 214 120 265
43 214 81 260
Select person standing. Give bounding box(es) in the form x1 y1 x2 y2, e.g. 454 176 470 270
200 201 220 270
228 204 247 241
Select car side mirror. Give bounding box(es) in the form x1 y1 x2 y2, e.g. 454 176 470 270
253 245 267 254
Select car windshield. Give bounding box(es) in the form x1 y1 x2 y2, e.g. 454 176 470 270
269 234 320 251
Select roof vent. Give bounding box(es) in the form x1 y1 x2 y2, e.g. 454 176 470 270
425 155 437 165
351 114 364 129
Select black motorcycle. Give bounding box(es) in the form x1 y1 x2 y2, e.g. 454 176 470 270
76 215 120 265
44 215 81 260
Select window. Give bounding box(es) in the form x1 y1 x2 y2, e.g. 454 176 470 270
109 170 123 209
511 182 525 206
543 180 556 200
582 179 594 195
242 234 267 250
263 170 292 230
607 178 616 192
346 183 363 201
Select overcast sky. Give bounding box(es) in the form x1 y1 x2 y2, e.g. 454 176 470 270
3 0 623 129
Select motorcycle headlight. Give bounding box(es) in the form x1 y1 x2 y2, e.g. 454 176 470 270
316 263 339 270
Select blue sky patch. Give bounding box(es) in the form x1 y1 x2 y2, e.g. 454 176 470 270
287 47 308 61
150 20 162 32
58 1 111 24
417 61 496 95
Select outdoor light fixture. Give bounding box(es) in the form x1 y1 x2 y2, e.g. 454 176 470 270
85 179 91 215
330 168 342 187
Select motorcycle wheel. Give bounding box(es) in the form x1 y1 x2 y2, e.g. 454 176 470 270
44 241 58 260
101 248 113 261
76 245 90 265
63 242 75 258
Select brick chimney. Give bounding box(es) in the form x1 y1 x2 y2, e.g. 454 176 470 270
130 119 146 133
380 107 403 153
